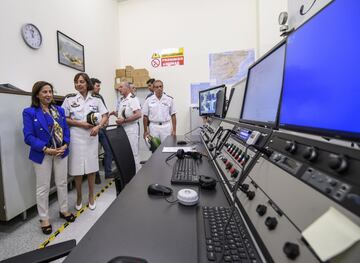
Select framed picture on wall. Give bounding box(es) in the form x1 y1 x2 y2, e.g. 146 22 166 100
57 31 85 72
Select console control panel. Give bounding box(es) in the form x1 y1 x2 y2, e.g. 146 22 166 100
214 122 272 191
267 131 360 217
200 119 221 144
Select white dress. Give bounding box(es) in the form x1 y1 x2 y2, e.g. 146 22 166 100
62 92 108 176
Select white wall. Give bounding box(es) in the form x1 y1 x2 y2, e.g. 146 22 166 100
0 0 119 107
118 0 258 135
258 0 288 56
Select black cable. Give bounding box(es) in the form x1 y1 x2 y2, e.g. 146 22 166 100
164 196 178 204
165 152 177 163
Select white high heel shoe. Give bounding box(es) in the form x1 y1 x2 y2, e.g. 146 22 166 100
88 200 96 210
75 202 83 211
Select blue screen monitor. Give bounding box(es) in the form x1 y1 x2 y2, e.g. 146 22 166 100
279 1 360 141
240 41 286 127
199 85 227 117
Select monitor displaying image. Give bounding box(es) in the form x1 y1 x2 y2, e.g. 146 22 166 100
199 85 227 117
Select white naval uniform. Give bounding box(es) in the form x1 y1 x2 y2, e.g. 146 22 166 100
62 92 108 176
116 93 141 172
142 93 176 142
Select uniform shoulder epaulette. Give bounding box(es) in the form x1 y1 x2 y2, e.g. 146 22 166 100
130 94 135 98
145 93 154 100
91 93 102 99
65 93 76 98
165 93 173 99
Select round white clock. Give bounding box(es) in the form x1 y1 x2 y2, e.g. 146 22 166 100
21 23 42 49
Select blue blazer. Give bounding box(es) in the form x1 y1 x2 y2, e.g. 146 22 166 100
23 105 70 164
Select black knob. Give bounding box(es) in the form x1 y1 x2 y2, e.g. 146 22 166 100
328 154 348 173
265 217 278 230
302 147 318 162
241 184 249 191
247 191 255 200
208 143 215 152
256 204 267 216
285 141 296 154
283 242 300 260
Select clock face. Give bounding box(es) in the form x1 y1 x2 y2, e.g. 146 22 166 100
21 24 42 49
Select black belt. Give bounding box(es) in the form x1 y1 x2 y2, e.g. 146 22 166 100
151 121 170 126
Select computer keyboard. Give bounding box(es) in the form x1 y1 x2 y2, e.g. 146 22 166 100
197 206 262 263
171 157 199 185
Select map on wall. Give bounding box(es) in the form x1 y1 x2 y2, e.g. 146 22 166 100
209 49 255 85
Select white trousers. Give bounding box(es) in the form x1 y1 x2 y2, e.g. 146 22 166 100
124 124 141 173
149 122 172 143
33 155 68 220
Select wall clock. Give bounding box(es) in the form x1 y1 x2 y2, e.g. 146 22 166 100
21 23 42 49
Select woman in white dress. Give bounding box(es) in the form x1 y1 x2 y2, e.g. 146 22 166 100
62 73 108 210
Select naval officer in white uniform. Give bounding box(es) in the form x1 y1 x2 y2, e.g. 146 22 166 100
112 82 142 172
142 80 177 143
62 73 108 211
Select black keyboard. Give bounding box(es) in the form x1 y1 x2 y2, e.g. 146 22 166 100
197 206 261 263
171 157 199 185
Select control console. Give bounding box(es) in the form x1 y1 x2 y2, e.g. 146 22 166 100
214 122 272 191
235 131 360 262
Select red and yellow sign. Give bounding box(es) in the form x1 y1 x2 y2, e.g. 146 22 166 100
151 47 184 68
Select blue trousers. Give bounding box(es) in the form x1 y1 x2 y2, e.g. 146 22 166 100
97 129 113 177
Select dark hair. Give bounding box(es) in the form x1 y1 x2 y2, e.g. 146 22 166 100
90 78 101 85
74 73 94 91
31 81 55 107
146 78 155 85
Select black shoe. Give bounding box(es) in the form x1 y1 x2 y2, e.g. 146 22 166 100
105 174 114 179
95 173 101 184
40 220 52 235
59 212 76 222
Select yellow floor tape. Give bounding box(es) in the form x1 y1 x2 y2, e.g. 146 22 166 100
38 179 115 249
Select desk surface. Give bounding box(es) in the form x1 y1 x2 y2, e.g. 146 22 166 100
64 136 230 263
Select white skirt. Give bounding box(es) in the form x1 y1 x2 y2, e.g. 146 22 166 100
68 127 99 176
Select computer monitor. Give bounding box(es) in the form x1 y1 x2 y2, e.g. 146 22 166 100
279 1 360 141
240 41 286 127
199 85 227 117
225 79 246 120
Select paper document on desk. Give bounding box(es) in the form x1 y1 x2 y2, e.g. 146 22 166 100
302 207 360 262
162 146 196 153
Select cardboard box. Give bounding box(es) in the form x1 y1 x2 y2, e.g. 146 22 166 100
133 75 149 83
125 77 133 83
115 77 121 84
118 77 133 82
133 81 148 88
115 69 125 78
125 70 133 77
125 65 134 71
132 68 149 77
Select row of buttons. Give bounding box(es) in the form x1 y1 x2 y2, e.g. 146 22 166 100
225 143 250 166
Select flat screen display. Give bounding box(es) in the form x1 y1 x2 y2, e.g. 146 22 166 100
199 85 227 117
279 1 360 141
240 42 286 127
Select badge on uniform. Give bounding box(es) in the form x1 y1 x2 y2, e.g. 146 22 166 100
71 102 80 108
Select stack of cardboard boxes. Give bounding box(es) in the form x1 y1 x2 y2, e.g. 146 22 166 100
115 65 150 88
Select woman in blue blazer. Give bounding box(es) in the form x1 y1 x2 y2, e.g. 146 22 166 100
23 81 75 235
